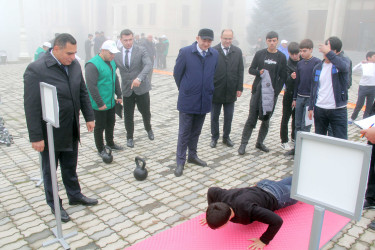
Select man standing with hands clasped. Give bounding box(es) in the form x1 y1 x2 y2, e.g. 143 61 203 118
24 33 98 223
85 40 123 160
210 29 244 148
173 28 218 177
114 29 154 148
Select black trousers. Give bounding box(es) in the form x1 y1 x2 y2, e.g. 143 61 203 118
123 92 152 139
366 145 375 202
93 107 116 152
41 140 81 209
240 91 277 145
280 91 295 143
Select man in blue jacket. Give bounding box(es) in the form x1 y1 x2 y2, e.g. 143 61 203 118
173 28 219 177
308 37 350 139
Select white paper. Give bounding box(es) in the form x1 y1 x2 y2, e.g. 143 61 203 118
305 106 314 126
354 114 375 129
362 63 375 77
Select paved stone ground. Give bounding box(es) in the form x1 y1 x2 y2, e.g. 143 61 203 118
1 57 375 250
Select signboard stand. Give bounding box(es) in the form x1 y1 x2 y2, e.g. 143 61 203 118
39 82 77 249
291 132 372 250
308 205 325 250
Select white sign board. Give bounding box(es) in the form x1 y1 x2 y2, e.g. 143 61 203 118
291 132 371 220
40 82 59 128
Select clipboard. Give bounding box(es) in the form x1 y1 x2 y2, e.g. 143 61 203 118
354 114 375 129
115 102 123 118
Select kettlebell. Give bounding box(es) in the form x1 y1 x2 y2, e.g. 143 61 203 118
102 146 113 164
133 156 148 181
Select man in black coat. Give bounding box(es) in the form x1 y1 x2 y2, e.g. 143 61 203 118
84 33 93 62
210 29 244 148
238 31 287 155
24 33 98 223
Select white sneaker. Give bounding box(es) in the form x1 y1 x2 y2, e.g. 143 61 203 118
281 143 291 151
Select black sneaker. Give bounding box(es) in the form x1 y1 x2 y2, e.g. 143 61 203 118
255 142 269 152
108 144 123 151
284 148 295 156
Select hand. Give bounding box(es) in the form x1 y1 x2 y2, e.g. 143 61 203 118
32 140 45 152
86 121 95 132
116 99 123 104
259 69 264 75
319 41 331 55
291 100 296 108
308 110 313 120
360 127 375 143
98 104 107 110
248 238 265 250
237 91 242 97
199 218 207 226
291 72 296 79
131 78 141 89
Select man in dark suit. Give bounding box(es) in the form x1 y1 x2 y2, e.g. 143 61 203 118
114 29 154 148
173 28 218 177
211 29 244 148
24 33 98 223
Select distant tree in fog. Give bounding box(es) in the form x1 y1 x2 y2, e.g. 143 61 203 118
247 0 296 46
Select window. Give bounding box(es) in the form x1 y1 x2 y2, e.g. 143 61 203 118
137 4 144 25
150 3 156 25
182 5 190 26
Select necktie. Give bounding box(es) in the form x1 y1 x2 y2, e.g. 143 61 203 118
224 47 229 56
60 64 68 75
202 51 207 57
125 49 130 69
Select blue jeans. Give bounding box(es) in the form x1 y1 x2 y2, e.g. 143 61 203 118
257 176 297 209
295 96 312 135
314 106 347 140
211 102 235 141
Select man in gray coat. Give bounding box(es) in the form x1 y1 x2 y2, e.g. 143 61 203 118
114 29 154 148
210 29 244 148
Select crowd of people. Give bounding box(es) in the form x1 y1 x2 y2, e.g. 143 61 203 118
24 28 375 249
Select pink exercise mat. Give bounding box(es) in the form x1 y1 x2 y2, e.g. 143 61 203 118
126 202 350 250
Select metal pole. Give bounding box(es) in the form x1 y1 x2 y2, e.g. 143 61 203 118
308 205 326 250
42 123 76 249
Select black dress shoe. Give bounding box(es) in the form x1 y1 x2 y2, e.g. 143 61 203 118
255 142 269 152
69 195 98 206
210 139 217 148
369 220 375 230
174 164 184 177
187 157 207 167
238 144 246 155
108 143 123 151
51 207 70 222
147 130 154 140
223 138 234 147
364 199 375 209
127 139 134 148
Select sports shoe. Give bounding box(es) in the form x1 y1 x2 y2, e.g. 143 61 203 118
348 119 353 125
280 143 291 151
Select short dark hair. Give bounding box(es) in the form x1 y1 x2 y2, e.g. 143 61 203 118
120 29 134 38
88 34 93 37
54 33 76 48
325 36 342 53
288 42 300 54
206 202 231 229
266 31 278 40
366 51 375 60
299 39 313 49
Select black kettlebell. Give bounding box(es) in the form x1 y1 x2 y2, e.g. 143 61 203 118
134 156 148 181
102 146 113 164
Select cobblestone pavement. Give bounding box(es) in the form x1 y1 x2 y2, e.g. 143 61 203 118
1 58 375 250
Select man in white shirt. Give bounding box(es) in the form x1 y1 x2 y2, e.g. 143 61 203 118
349 51 375 123
308 36 350 139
